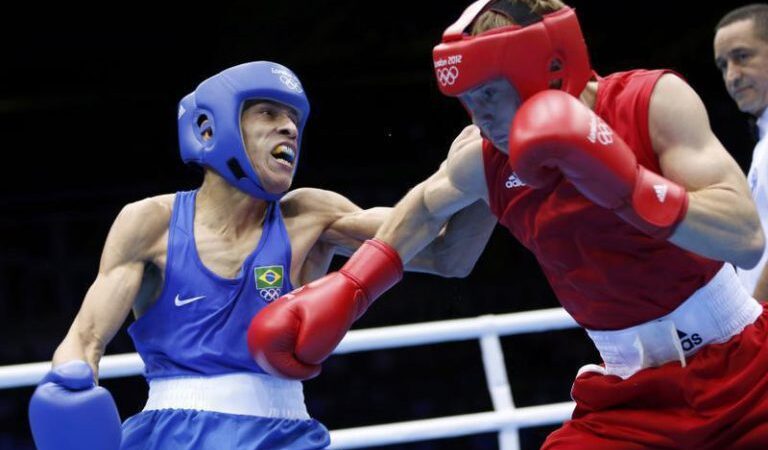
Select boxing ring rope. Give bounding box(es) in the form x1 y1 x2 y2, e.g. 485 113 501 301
0 307 579 449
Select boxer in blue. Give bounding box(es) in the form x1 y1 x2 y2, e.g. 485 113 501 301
28 61 496 450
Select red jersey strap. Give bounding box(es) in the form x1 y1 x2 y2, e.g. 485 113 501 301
593 69 682 172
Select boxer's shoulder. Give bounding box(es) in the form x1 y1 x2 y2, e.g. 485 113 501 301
648 73 711 154
122 194 175 215
106 194 174 263
649 73 695 110
447 125 483 159
119 194 174 232
444 127 487 197
281 188 356 218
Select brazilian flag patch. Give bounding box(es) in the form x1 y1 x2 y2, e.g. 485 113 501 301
255 265 284 290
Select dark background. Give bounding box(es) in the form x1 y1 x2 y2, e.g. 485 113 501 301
0 1 760 449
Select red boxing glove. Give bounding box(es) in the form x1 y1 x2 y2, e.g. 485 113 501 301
247 239 403 380
508 90 688 239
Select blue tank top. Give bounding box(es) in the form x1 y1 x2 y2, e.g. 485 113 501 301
128 190 294 379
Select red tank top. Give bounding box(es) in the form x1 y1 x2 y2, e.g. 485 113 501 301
483 70 722 330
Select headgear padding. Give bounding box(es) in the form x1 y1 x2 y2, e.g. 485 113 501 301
433 1 591 103
178 61 310 200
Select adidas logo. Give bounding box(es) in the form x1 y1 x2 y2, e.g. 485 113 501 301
505 172 526 189
677 329 702 352
653 184 668 203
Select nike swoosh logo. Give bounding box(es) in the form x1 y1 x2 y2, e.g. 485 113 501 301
174 294 206 307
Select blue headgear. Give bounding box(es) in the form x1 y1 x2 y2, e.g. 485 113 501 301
178 61 310 200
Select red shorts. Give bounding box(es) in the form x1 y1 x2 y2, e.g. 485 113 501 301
543 305 768 450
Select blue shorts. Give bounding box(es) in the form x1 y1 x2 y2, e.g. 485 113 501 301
121 409 330 450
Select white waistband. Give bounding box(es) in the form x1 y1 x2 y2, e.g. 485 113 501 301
143 372 309 419
584 264 762 379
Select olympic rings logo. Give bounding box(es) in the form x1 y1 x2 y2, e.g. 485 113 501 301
436 66 460 86
279 75 303 93
595 121 614 146
588 114 615 146
259 288 283 302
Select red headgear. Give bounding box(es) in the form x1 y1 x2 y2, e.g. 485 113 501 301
432 0 591 102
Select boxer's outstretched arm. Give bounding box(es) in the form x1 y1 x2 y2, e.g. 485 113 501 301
376 125 491 264
649 74 764 268
31 197 167 450
325 200 496 277
407 199 497 277
53 197 169 376
307 124 494 276
247 127 493 379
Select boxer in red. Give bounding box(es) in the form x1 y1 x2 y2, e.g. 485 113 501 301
249 1 768 448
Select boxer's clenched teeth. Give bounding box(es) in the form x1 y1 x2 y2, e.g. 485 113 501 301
271 144 295 166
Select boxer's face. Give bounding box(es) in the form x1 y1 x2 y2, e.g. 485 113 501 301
715 19 768 117
459 78 521 153
240 100 300 194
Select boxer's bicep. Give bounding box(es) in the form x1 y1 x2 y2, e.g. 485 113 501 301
649 74 763 267
650 74 745 192
376 132 485 263
425 130 488 218
412 130 492 275
423 168 479 219
408 199 497 277
58 263 145 371
54 200 166 370
323 206 390 254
